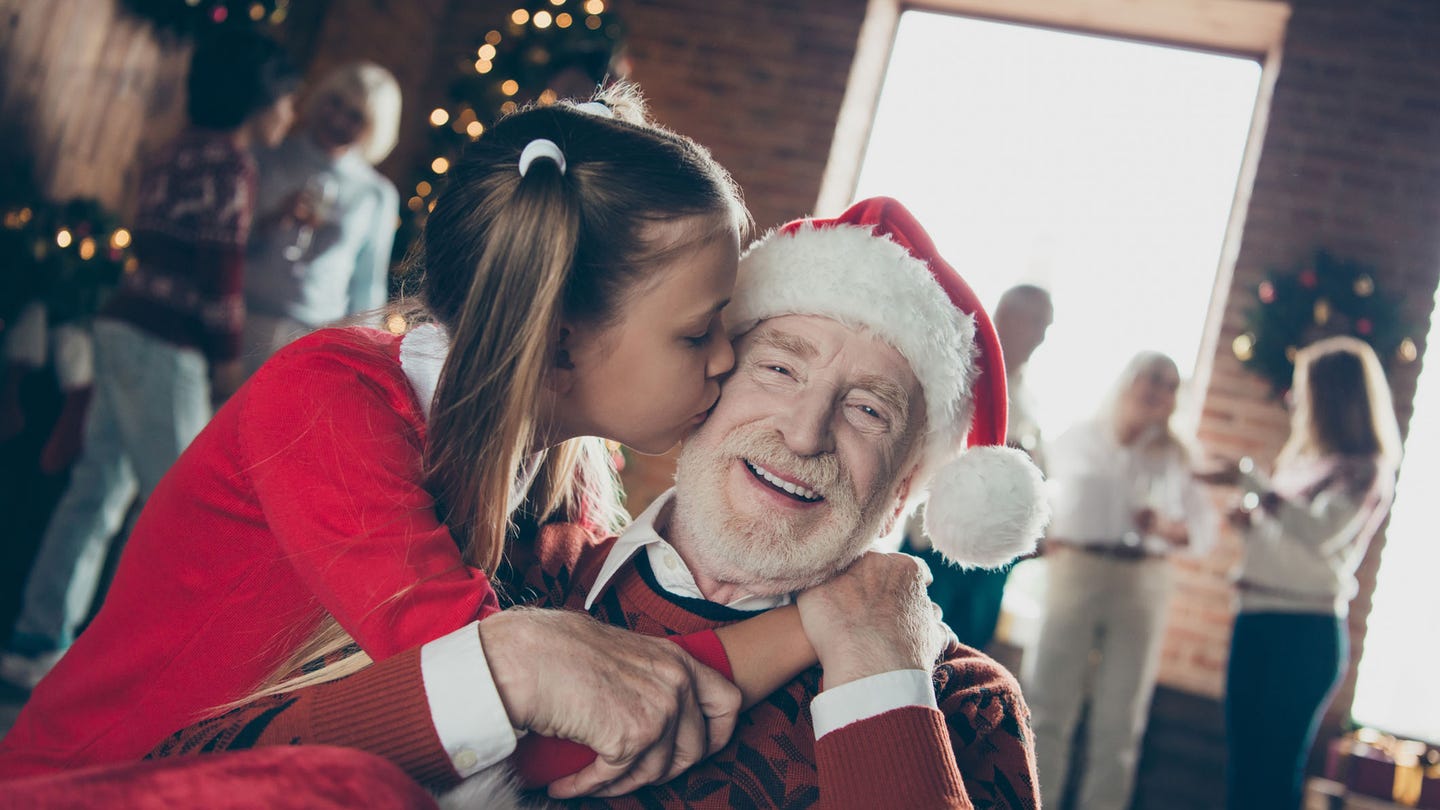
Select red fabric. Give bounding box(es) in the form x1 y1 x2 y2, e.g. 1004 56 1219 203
0 328 500 778
776 197 1008 447
1 746 438 810
511 630 734 788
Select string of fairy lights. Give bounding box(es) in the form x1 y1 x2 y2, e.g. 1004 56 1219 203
397 0 624 240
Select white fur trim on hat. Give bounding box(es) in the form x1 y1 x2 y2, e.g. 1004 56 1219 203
923 446 1050 569
728 223 978 461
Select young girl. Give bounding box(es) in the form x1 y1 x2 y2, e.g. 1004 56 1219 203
1205 336 1402 810
0 87 805 795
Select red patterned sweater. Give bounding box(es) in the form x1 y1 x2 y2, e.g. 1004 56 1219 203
102 130 257 362
150 523 1040 809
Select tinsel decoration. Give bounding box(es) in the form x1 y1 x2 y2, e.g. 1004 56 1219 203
1232 249 1420 398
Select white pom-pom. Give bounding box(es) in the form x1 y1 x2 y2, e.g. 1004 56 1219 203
923 445 1050 569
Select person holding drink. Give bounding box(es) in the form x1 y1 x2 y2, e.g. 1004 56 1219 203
1024 350 1216 810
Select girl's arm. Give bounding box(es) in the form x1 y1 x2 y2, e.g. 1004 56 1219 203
147 606 818 793
713 604 817 709
239 342 502 661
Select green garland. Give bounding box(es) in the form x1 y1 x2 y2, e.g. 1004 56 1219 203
390 0 625 269
1 181 133 329
1233 249 1420 398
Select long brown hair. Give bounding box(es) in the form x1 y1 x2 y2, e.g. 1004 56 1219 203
1279 336 1402 468
240 85 748 701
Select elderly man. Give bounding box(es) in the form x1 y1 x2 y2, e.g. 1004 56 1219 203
907 283 1054 650
149 198 1049 809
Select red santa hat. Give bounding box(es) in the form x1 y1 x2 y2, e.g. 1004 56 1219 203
726 197 1049 568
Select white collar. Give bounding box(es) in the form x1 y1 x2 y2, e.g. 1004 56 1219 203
399 323 449 421
399 323 541 514
584 489 791 612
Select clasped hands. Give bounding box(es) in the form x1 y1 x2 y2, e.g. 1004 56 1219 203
479 549 946 799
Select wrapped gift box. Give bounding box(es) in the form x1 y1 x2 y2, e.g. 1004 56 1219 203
1325 731 1440 809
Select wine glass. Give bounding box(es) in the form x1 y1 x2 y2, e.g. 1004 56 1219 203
283 175 340 263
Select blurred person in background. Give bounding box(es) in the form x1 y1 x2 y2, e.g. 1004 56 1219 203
1202 336 1402 810
1025 350 1216 810
0 27 299 690
904 283 1053 651
240 61 401 377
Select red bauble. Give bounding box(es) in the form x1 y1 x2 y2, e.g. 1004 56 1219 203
1299 269 1318 288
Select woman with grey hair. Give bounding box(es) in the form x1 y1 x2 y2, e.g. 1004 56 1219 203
239 61 403 379
1023 351 1217 810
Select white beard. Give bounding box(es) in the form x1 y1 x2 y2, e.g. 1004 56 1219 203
672 428 892 595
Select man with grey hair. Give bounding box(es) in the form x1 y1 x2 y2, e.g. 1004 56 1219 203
149 198 1050 808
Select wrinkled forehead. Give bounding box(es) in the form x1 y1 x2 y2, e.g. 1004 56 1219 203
736 314 923 402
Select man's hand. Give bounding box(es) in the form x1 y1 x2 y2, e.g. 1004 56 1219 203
478 608 741 799
795 551 947 688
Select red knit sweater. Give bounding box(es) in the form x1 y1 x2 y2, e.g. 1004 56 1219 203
150 524 1040 808
102 130 257 363
0 328 501 778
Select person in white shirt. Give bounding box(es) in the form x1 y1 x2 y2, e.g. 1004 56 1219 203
1024 350 1217 810
904 284 1053 650
1200 336 1401 810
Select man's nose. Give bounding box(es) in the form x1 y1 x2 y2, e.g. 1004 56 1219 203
776 390 835 457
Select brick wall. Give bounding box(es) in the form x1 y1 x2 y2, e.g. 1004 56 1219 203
1184 0 1440 735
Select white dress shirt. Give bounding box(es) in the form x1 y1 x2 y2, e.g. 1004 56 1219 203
1045 419 1216 557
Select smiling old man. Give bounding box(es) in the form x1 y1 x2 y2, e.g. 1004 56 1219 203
149 198 1050 809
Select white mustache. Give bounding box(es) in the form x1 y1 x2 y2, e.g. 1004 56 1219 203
718 429 854 508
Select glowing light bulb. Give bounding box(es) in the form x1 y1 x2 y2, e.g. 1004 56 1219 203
56 228 72 248
533 10 552 27
415 181 432 197
511 8 529 24
466 121 484 138
431 157 450 174
501 80 519 96
429 108 450 126
556 12 572 27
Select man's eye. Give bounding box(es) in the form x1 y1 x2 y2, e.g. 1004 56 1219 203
766 365 792 376
683 333 710 347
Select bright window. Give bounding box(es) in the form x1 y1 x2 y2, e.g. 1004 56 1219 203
853 11 1261 435
1351 285 1440 743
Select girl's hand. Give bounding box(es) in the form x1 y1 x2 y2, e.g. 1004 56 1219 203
478 608 741 799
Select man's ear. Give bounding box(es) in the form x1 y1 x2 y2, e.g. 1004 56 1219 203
879 467 919 537
546 324 577 394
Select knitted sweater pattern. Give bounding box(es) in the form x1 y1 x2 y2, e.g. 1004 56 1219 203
150 523 1038 808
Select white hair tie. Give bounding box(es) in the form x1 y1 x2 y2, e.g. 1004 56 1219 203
570 101 614 119
518 139 566 177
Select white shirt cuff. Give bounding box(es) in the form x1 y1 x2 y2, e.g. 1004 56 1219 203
811 669 937 739
419 621 519 777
